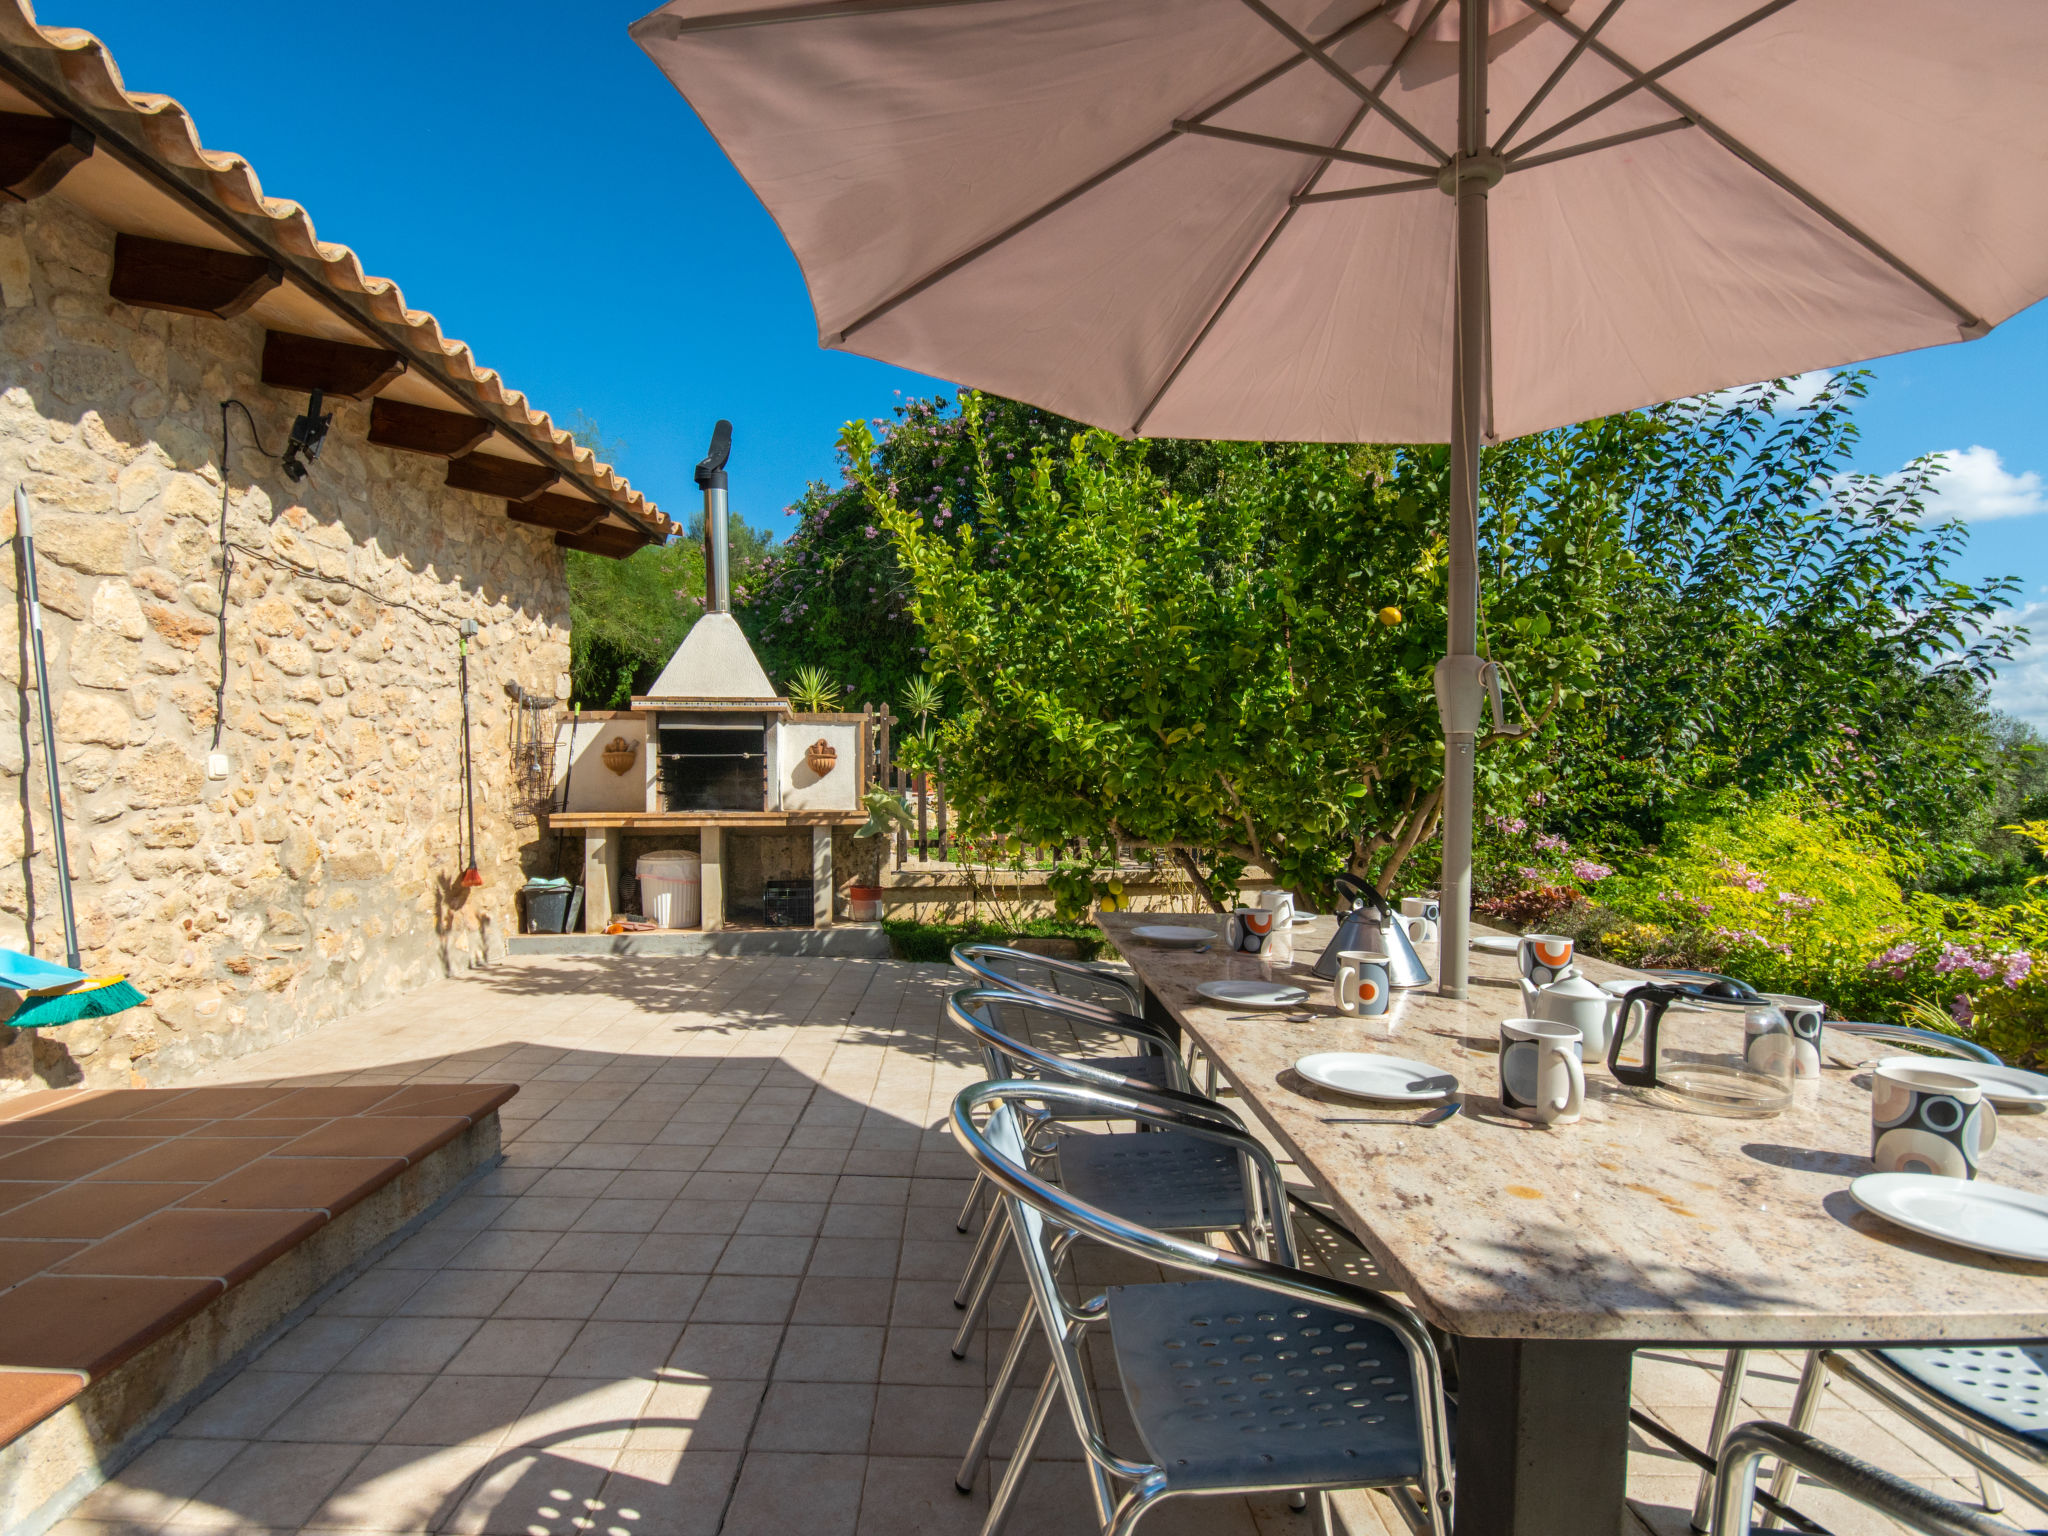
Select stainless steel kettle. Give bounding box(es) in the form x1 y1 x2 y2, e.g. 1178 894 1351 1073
1312 876 1432 989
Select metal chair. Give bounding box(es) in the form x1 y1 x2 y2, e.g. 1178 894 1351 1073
945 987 1285 1367
946 948 1182 1237
954 1078 1455 1536
951 941 1143 1016
1764 1347 2048 1522
1711 1420 2012 1536
1686 1025 2007 1530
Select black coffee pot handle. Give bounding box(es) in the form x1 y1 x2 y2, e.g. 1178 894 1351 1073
1331 874 1390 925
1608 985 1681 1088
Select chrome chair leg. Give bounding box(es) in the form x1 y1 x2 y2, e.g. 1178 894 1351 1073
1692 1349 1752 1531
954 1209 1011 1358
1968 1430 2007 1515
1762 1350 1829 1524
957 1170 987 1232
955 1194 1008 1306
983 1360 1060 1536
959 1305 1041 1493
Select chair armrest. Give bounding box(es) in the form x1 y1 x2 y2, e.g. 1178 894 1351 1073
950 944 1143 1015
1712 1422 2010 1536
1830 1021 2002 1065
948 990 1190 1094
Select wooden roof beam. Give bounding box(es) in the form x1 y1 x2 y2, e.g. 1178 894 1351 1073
446 452 558 502
368 398 492 459
261 329 405 399
0 110 90 203
110 233 281 320
556 524 651 558
510 492 607 535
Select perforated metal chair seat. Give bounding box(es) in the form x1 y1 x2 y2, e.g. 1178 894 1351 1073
1878 1346 2048 1448
1020 1053 1174 1103
1109 1278 1426 1494
1056 1130 1249 1234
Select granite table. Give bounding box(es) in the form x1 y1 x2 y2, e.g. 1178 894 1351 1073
1095 910 2048 1536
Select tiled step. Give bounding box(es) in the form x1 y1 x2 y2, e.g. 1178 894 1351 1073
0 1082 516 1535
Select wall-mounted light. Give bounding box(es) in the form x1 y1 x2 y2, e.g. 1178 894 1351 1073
281 388 332 482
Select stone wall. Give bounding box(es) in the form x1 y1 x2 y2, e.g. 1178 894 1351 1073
0 194 573 1089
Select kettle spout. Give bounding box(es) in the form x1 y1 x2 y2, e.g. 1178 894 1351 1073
1517 976 1540 1014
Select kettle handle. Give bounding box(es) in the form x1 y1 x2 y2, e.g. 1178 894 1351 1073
1330 874 1390 924
1607 986 1676 1088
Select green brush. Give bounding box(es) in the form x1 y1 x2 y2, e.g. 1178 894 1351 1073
6 976 148 1029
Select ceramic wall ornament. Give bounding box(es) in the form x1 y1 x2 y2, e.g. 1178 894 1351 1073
805 739 838 777
602 737 638 775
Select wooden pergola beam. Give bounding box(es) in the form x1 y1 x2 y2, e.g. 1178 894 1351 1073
0 110 91 203
446 452 558 502
261 329 405 399
509 492 607 535
110 234 282 319
368 398 492 459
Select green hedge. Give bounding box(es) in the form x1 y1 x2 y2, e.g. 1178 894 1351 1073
882 917 1108 965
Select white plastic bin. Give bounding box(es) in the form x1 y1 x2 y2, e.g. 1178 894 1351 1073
636 852 702 929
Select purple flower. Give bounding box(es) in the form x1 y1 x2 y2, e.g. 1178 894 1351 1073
1493 816 1527 835
1775 891 1818 912
1534 833 1569 853
864 526 879 539
1517 866 1550 882
1868 941 1920 976
1570 859 1612 882
2001 952 2034 988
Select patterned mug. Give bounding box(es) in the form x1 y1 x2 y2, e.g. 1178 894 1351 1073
1335 950 1391 1018
1500 1017 1585 1125
1401 897 1441 925
1226 906 1280 955
1754 995 1826 1079
1517 934 1575 987
1870 1063 1999 1179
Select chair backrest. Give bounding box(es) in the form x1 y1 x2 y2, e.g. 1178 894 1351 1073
947 986 1183 1096
950 942 1141 1017
1711 1422 2009 1536
952 1076 1448 1531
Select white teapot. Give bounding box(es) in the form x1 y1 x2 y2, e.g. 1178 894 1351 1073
1517 970 1623 1056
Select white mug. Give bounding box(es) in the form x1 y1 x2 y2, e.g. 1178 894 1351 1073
1403 915 1438 944
1400 896 1441 925
1871 1062 1998 1179
1500 1017 1585 1125
1335 949 1391 1017
1256 890 1296 926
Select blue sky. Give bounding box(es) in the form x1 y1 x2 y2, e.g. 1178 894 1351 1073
60 0 2046 720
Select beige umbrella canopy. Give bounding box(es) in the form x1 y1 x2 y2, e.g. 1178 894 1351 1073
634 0 2048 994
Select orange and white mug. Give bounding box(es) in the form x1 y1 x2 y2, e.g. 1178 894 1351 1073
1517 933 1575 987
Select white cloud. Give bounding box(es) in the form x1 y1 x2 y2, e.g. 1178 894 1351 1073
1705 369 1835 413
1918 445 2048 523
1988 601 2048 729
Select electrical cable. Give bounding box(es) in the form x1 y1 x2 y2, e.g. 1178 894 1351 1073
213 401 281 750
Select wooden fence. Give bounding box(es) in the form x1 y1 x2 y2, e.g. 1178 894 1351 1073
865 704 948 867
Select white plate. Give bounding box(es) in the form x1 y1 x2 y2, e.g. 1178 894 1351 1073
1295 1052 1459 1102
1849 1173 2048 1262
1599 978 1652 997
1196 980 1309 1009
1131 924 1213 948
1874 1056 2048 1111
1470 935 1520 955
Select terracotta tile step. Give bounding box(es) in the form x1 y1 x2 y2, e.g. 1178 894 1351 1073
0 1371 85 1445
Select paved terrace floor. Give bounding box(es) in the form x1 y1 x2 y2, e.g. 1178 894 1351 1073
51 957 2027 1536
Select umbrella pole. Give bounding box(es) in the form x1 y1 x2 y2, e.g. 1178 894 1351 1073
1436 0 1493 999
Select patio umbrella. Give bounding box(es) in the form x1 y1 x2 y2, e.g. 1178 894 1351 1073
632 0 2048 995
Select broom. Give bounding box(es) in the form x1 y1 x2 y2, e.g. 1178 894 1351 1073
6 974 148 1029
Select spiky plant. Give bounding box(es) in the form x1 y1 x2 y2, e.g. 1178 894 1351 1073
787 664 842 713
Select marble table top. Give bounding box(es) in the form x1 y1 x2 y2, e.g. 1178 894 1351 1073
1099 910 2048 1344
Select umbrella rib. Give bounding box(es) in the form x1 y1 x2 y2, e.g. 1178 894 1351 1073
1294 177 1438 205
1492 0 1630 154
1235 0 1450 165
831 1 1414 343
1505 0 1800 162
1522 0 1985 329
1505 116 1692 172
1175 123 1437 178
1129 0 1450 435
631 0 1007 40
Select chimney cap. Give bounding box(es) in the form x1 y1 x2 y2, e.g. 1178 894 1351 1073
695 419 732 491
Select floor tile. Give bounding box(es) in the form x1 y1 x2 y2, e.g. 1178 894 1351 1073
266 1372 432 1443
444 1319 583 1377
750 1382 875 1455
335 1316 480 1374
720 1452 866 1536
174 1440 370 1529
381 1374 544 1447
668 1324 785 1381
600 1448 742 1536
773 1326 885 1384
553 1320 685 1379
168 1371 321 1440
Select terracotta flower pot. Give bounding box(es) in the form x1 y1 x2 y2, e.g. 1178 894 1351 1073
601 736 638 775
804 739 838 777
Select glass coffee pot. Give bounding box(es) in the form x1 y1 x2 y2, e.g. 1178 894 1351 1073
1607 982 1795 1118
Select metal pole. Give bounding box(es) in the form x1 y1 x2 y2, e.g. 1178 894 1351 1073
15 486 79 968
1434 0 1494 999
458 617 481 884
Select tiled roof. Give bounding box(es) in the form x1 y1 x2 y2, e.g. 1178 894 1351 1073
0 0 670 539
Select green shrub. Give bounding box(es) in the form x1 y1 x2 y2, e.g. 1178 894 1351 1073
882 917 1108 965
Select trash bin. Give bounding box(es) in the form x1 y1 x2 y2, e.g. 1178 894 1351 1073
764 878 815 928
637 853 702 929
521 880 575 933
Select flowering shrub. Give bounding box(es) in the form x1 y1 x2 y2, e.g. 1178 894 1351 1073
1478 795 2048 1063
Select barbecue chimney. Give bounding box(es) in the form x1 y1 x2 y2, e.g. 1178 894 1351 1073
696 419 732 613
